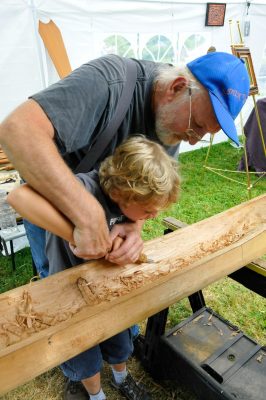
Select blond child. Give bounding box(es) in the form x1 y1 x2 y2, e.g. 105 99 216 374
8 135 180 400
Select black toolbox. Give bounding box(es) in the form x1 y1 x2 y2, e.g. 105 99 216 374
159 307 266 400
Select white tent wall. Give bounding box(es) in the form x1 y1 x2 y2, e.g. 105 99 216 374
1 0 266 152
0 1 42 120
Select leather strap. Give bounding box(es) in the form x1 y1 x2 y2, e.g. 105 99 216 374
75 58 137 173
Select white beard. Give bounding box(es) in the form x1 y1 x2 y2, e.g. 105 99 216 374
155 97 186 146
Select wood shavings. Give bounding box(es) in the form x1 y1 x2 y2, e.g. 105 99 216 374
231 330 240 337
257 354 263 363
0 290 81 347
167 226 248 273
199 228 246 254
203 320 223 336
2 322 23 337
16 291 36 329
208 313 213 322
136 253 149 264
172 328 182 336
77 277 100 305
193 315 204 323
257 351 266 363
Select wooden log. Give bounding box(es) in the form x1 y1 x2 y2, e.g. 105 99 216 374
0 194 265 395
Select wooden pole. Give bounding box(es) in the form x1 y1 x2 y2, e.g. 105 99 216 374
0 195 265 395
38 20 72 79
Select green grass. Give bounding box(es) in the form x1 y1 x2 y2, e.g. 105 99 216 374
0 247 33 294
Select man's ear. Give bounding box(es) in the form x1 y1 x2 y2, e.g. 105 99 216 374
166 76 189 101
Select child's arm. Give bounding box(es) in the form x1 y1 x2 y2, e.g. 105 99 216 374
8 185 147 264
7 184 74 243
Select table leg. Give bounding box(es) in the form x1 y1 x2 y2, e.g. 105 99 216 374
10 240 16 271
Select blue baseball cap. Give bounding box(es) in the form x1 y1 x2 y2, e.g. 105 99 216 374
187 52 250 145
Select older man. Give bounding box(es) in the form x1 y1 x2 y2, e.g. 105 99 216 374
0 52 249 268
0 51 249 400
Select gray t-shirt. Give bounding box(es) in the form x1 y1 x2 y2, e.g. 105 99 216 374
46 170 127 275
31 54 179 170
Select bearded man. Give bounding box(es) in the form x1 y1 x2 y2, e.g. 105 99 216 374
0 52 249 271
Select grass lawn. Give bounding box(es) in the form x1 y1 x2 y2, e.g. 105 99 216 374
0 140 265 400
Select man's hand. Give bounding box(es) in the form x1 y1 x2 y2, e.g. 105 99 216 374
105 221 144 265
70 208 111 260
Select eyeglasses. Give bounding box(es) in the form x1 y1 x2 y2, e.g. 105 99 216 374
186 87 202 141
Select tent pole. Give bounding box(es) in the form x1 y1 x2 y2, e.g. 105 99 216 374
30 0 47 88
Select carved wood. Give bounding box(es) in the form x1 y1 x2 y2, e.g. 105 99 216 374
0 194 265 395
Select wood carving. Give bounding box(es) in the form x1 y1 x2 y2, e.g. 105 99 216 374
0 194 265 395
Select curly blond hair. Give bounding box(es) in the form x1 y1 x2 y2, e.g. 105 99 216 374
99 136 180 209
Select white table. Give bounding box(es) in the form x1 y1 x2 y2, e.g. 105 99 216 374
0 224 26 270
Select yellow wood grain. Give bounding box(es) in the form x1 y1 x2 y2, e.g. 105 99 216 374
0 195 265 395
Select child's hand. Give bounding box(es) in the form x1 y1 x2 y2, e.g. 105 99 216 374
112 236 124 251
105 222 144 265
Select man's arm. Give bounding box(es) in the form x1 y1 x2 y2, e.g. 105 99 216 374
0 99 111 259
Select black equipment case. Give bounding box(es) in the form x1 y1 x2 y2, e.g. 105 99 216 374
158 307 266 400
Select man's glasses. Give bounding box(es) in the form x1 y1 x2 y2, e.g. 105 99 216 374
186 87 202 141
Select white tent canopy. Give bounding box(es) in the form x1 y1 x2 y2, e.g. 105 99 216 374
1 0 266 151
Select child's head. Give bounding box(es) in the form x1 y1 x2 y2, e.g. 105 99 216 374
99 136 180 221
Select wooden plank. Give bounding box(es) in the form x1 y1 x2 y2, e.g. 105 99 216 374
0 194 265 395
253 257 266 270
38 20 72 79
162 216 187 230
247 260 266 277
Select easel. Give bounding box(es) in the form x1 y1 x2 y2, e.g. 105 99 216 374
204 20 266 200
